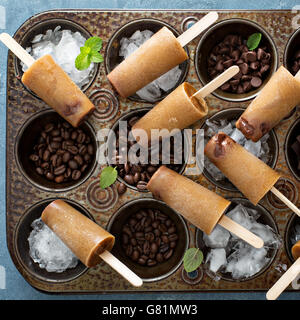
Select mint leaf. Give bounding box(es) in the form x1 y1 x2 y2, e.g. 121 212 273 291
247 33 262 51
100 166 118 189
90 51 104 63
75 36 103 71
75 52 91 71
183 248 203 273
85 36 102 51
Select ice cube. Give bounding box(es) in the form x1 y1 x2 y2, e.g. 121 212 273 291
250 222 281 248
244 139 262 158
226 204 253 230
203 225 231 248
206 248 227 273
155 66 182 92
218 123 233 135
230 128 246 144
225 244 269 279
28 218 78 273
136 81 162 102
204 157 225 181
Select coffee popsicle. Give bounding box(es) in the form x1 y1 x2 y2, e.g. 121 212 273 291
22 54 95 127
0 33 95 128
236 66 300 142
204 132 281 205
42 200 143 286
266 240 300 300
147 166 264 248
107 12 218 98
132 66 239 147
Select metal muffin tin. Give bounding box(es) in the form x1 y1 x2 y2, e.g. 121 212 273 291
6 9 300 293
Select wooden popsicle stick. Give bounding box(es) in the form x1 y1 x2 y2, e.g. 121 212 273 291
177 12 218 47
270 187 300 217
0 33 35 67
218 215 264 249
192 65 240 99
100 250 143 287
266 258 300 300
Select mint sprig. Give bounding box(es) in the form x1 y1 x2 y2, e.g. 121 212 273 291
99 166 118 189
247 33 262 51
75 36 104 71
183 248 203 273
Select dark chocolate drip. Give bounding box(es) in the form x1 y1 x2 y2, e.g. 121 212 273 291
213 133 235 158
237 117 255 137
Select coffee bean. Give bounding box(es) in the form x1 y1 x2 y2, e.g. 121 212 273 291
136 181 148 190
62 151 71 163
147 259 157 266
51 129 60 137
124 174 134 185
29 154 39 162
36 167 44 175
156 253 164 263
42 150 51 162
117 183 127 195
122 233 129 245
54 165 66 176
45 172 54 180
163 249 173 260
150 242 158 254
55 175 64 183
71 170 81 180
137 257 146 265
68 159 78 170
44 123 54 133
168 226 176 234
131 250 139 261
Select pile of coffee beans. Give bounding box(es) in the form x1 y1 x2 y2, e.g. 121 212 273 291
29 121 95 183
121 208 179 266
290 48 300 75
111 114 184 191
207 34 272 94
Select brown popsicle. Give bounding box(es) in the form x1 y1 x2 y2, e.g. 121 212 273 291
42 199 115 267
236 66 300 142
41 200 143 287
107 12 219 98
22 54 95 127
147 166 264 248
132 82 208 146
266 240 300 300
107 27 188 98
204 132 281 205
132 66 239 147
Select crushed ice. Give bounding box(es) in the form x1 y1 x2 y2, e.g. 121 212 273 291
21 26 94 89
119 29 182 101
28 218 78 273
204 204 281 280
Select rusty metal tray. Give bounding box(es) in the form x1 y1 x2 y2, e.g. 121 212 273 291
6 9 300 293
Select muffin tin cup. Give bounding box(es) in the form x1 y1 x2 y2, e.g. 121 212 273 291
15 109 98 193
201 107 279 192
194 18 278 103
105 18 190 103
13 198 92 283
107 107 190 192
283 27 300 76
6 9 300 294
284 117 300 181
14 17 99 97
106 198 189 282
196 198 280 282
284 213 300 263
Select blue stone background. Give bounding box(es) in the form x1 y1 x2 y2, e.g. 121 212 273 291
0 0 299 300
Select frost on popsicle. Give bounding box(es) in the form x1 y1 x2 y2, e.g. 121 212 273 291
119 30 182 102
28 218 78 273
204 204 281 280
21 26 95 89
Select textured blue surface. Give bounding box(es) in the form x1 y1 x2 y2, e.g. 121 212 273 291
0 0 299 300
